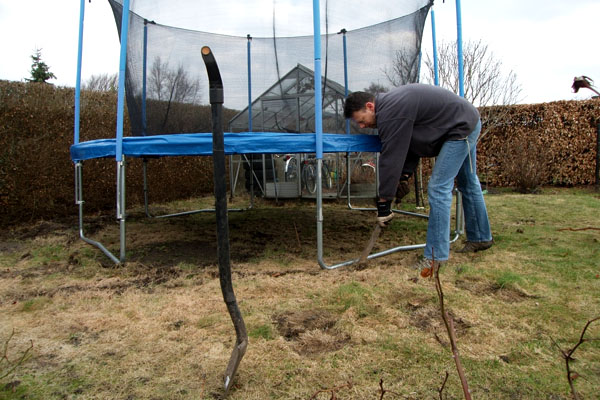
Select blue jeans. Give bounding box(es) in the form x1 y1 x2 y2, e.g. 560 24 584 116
424 120 492 261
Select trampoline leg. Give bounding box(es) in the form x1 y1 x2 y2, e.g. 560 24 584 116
143 158 151 217
117 160 127 262
74 162 120 264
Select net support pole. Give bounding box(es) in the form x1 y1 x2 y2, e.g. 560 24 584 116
115 0 131 262
116 0 130 161
142 20 149 136
455 0 465 97
431 9 439 86
75 0 85 145
247 35 253 132
141 20 150 213
340 28 354 206
312 0 327 268
340 29 350 135
338 28 352 206
313 1 324 160
238 35 255 203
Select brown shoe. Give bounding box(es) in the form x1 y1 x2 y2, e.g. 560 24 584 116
456 240 494 253
412 257 443 278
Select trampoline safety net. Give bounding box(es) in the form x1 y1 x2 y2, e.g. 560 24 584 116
107 0 433 136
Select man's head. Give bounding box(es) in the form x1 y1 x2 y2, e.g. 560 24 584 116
343 91 376 129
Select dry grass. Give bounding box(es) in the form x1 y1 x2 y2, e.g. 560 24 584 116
1 189 599 399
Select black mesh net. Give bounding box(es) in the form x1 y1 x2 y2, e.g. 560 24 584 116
107 0 433 136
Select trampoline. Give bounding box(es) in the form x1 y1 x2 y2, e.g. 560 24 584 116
72 0 467 391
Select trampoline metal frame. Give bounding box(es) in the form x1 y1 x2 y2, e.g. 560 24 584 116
141 157 252 219
74 151 464 267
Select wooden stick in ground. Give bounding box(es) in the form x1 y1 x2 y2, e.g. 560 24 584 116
433 260 472 400
438 371 449 400
293 221 301 249
359 223 381 264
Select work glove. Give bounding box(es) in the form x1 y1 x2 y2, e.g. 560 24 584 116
376 200 393 227
395 174 411 204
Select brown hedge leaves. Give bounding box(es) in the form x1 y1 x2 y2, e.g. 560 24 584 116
0 80 598 226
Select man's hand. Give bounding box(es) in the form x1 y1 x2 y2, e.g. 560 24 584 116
395 174 411 204
376 200 393 227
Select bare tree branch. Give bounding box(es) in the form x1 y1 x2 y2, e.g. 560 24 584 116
438 371 449 400
549 316 600 400
422 40 523 141
431 250 472 400
149 57 201 104
378 378 401 399
309 380 353 400
147 56 202 131
384 49 420 87
1 329 34 381
83 73 118 92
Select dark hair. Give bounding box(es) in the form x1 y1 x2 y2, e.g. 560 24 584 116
343 91 375 119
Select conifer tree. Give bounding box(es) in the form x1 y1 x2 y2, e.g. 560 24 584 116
26 48 56 83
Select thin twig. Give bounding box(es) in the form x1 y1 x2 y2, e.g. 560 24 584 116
0 329 34 380
309 380 352 400
438 371 449 400
378 378 401 399
432 249 472 400
557 227 600 232
549 316 600 400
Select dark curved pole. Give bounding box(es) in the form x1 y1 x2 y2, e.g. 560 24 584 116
201 46 247 393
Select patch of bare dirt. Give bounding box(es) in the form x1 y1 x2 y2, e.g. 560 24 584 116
131 239 218 266
406 299 472 344
0 220 76 256
454 277 538 303
274 309 338 339
273 309 349 355
2 267 186 303
10 220 75 240
0 240 27 254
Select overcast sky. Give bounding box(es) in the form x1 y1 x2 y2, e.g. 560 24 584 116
1 0 599 105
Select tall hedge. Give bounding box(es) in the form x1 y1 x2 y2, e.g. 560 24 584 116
0 80 598 226
0 80 235 227
478 101 599 187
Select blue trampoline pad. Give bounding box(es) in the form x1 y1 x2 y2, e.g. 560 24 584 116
70 132 381 161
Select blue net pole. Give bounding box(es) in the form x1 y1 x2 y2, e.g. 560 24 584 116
116 0 131 160
74 0 85 145
312 0 323 159
431 9 439 86
455 0 464 97
142 20 148 136
340 29 350 135
247 35 252 132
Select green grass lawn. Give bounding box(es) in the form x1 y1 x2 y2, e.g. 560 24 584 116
0 188 598 399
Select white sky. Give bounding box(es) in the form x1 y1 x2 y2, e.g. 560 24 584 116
1 0 599 105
